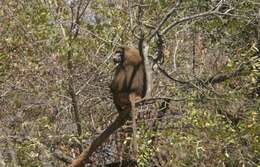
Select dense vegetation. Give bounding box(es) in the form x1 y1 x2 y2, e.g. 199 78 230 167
0 0 259 166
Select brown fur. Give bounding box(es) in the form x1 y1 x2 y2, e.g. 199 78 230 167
111 47 147 114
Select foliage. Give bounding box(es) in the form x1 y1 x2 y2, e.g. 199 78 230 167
0 0 259 166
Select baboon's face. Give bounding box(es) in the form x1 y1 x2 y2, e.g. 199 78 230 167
113 47 124 64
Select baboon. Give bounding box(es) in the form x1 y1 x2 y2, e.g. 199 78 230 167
111 46 147 115
69 47 146 167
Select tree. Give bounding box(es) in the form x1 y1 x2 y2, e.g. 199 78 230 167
0 0 259 166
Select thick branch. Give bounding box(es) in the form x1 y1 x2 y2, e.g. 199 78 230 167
136 1 153 97
68 112 130 167
143 42 152 97
129 94 138 159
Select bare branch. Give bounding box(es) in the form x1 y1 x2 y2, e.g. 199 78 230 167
143 42 153 97
157 65 189 84
129 94 138 160
136 96 189 105
161 1 226 35
162 10 216 35
155 56 253 90
147 0 181 41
